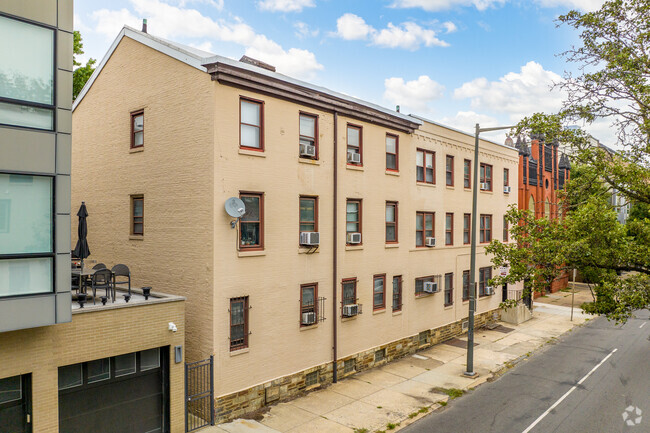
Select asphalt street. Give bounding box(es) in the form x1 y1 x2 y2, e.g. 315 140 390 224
403 310 650 433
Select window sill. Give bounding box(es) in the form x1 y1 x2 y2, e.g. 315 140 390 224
298 157 321 165
446 185 455 189
464 187 472 191
300 323 318 331
444 304 453 310
385 170 399 176
341 315 358 322
392 310 403 316
129 147 144 154
345 245 363 251
238 250 266 257
372 308 386 315
415 293 433 299
346 164 364 171
416 182 436 188
129 235 144 240
385 243 399 249
480 190 493 194
239 148 266 157
229 347 250 357
298 246 320 254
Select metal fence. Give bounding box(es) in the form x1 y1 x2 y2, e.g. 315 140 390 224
185 356 214 432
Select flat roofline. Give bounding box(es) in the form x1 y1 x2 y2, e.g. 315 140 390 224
72 288 185 315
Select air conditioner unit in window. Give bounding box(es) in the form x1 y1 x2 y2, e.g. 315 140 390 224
300 232 320 246
503 185 511 194
342 304 359 317
302 312 316 325
347 232 362 244
425 237 436 247
423 281 438 294
462 320 469 331
480 182 490 190
347 151 361 164
300 144 316 158
485 286 494 295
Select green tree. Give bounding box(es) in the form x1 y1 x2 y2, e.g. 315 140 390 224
73 31 96 100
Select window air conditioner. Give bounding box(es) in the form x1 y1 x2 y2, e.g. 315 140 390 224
503 186 511 194
300 232 320 246
347 232 362 244
347 151 361 164
425 237 436 247
480 182 490 190
302 312 316 325
299 144 316 157
342 304 359 317
485 286 494 295
423 281 438 294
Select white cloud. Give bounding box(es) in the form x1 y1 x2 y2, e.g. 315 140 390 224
334 13 448 50
294 21 319 38
258 0 315 12
442 21 457 33
533 0 605 11
188 40 213 53
177 0 224 9
390 0 506 12
454 61 564 122
91 0 323 80
439 110 501 136
384 75 445 111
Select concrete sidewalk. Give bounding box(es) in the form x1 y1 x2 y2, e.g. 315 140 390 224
206 304 591 433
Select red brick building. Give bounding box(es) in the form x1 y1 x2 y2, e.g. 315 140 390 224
512 134 571 294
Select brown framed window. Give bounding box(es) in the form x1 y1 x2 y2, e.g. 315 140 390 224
503 168 509 187
373 274 386 310
415 211 434 247
415 275 435 296
131 195 143 235
445 213 453 245
131 110 144 149
462 270 470 301
416 149 435 184
299 196 318 233
386 134 398 171
346 199 361 243
239 192 263 250
230 296 249 350
479 214 492 243
385 201 398 243
446 155 454 186
479 267 492 297
240 97 263 150
347 124 362 165
300 284 317 327
342 278 357 306
480 163 493 191
464 159 471 188
463 213 471 245
444 273 453 306
299 113 318 159
392 276 402 311
503 215 508 242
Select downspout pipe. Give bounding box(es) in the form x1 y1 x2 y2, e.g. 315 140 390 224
332 111 338 383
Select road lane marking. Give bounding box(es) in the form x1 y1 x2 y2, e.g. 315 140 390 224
521 348 618 433
640 322 646 329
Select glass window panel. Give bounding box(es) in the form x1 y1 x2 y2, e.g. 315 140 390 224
240 124 260 148
386 226 396 241
416 215 423 230
386 136 396 153
231 301 244 324
426 168 434 183
300 115 315 137
302 286 314 306
133 223 143 234
0 101 53 130
240 100 260 126
0 16 54 105
346 222 358 232
416 151 424 166
140 348 160 371
416 167 424 181
425 154 433 168
0 257 52 297
134 131 143 146
58 364 82 390
231 324 244 341
115 353 136 377
347 127 359 147
241 196 259 221
346 203 358 220
300 199 315 222
385 205 395 222
133 199 143 218
446 214 452 229
133 115 143 132
0 375 21 404
300 223 315 232
87 358 110 383
240 223 259 245
387 154 397 170
425 214 433 230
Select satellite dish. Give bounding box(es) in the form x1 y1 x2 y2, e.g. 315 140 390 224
225 197 246 218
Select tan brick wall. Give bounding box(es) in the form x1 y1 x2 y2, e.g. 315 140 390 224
0 299 185 433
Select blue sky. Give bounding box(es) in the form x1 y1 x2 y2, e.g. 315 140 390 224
74 0 609 142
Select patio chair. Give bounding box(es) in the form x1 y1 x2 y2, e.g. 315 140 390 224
71 274 81 293
91 269 113 304
111 264 131 297
92 263 107 270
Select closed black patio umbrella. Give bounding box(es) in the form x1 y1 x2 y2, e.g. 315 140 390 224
73 202 90 271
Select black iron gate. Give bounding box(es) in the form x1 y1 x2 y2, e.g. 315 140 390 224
185 356 214 432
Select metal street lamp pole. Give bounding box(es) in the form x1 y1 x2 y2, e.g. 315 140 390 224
465 123 515 377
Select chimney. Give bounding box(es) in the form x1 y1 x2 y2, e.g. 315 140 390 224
142 18 148 33
396 105 400 112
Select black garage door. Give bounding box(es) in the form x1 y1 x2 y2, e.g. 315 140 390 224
58 347 169 433
0 374 31 433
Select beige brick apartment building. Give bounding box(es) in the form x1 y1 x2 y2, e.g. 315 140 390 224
71 26 519 421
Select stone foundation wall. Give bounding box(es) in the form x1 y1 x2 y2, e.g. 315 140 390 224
214 309 498 423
